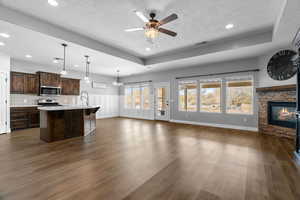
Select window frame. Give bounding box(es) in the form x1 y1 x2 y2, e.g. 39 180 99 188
199 79 222 113
124 87 133 109
124 85 151 110
225 77 254 115
178 80 198 112
141 85 151 110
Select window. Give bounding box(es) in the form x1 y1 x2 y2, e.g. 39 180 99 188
124 85 151 110
124 87 132 109
226 79 253 114
142 86 150 110
178 81 197 112
200 81 221 112
132 87 141 109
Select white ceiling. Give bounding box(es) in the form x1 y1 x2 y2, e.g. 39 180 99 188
0 0 297 77
0 20 144 76
0 0 283 57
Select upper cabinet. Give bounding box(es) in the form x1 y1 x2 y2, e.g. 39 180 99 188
11 72 25 94
11 71 80 96
24 74 38 94
37 71 61 87
61 78 80 95
11 72 38 94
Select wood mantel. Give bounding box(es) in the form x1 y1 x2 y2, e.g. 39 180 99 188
256 84 296 92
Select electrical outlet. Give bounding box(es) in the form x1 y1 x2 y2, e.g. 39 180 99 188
23 99 27 103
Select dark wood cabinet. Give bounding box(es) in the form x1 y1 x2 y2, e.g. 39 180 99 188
28 110 40 128
37 72 61 87
11 72 38 94
11 107 40 131
11 72 25 94
11 71 80 96
24 74 38 94
61 78 80 95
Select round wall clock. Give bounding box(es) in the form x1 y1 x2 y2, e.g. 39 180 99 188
267 50 297 81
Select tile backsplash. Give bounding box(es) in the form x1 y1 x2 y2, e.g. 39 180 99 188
10 94 79 106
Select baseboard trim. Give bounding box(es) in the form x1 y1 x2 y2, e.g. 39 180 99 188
119 115 154 120
170 119 258 132
97 115 119 119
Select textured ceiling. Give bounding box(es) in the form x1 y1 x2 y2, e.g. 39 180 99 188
0 0 283 57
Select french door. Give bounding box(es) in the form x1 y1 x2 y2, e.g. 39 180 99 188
154 82 170 121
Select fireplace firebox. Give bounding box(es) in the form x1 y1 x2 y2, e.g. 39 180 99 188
268 101 296 129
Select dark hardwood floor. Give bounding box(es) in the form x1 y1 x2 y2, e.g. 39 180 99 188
0 117 299 200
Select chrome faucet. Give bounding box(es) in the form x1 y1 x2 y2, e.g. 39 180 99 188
80 90 89 106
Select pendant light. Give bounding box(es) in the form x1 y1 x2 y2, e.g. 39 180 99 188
84 55 91 83
113 70 123 86
60 43 68 75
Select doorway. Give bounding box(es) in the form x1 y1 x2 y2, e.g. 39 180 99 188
154 82 170 121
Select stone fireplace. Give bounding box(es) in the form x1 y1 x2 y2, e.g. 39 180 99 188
256 85 296 139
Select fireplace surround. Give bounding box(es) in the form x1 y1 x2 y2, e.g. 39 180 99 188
267 101 296 129
256 84 296 138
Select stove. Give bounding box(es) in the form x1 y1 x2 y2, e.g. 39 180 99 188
37 98 62 107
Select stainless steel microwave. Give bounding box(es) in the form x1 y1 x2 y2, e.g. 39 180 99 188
40 86 61 96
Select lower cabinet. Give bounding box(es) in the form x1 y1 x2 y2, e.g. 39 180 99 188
11 107 40 131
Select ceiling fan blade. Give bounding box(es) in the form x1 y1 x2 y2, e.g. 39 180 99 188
125 28 144 32
159 13 178 25
158 28 177 37
134 11 149 23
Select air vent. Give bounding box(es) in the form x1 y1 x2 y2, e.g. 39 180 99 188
195 41 208 46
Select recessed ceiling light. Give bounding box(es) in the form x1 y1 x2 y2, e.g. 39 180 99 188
53 58 59 63
74 64 79 67
25 54 32 58
225 24 234 30
48 0 58 7
0 42 5 46
145 47 151 51
0 33 10 38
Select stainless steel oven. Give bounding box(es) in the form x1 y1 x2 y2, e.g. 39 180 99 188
40 86 61 96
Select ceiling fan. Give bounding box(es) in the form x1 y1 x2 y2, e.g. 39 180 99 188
125 11 178 42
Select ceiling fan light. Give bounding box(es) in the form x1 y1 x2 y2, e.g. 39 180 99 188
145 28 159 39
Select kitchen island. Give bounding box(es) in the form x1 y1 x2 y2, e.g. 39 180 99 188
38 106 100 142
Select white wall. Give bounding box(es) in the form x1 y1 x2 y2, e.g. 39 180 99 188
120 58 260 131
0 52 10 133
11 59 119 119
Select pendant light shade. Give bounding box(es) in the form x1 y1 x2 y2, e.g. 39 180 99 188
113 70 123 86
84 55 91 83
60 43 68 75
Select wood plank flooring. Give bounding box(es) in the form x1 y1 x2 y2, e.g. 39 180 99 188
0 117 299 200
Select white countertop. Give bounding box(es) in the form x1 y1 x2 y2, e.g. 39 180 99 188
10 105 39 108
38 105 100 111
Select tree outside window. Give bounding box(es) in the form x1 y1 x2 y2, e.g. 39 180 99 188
200 81 221 112
226 79 253 114
178 81 197 112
